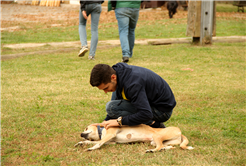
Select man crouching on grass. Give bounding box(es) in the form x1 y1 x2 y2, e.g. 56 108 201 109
89 63 176 129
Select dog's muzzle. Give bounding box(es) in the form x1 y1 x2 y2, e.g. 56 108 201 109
80 133 89 140
80 126 104 140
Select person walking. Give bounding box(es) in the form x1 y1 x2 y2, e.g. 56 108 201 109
108 1 141 63
78 0 104 60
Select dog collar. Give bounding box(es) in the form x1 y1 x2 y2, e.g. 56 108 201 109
97 125 104 140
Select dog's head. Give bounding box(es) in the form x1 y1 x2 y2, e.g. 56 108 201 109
80 125 101 141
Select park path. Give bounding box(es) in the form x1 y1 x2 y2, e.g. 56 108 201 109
1 36 245 60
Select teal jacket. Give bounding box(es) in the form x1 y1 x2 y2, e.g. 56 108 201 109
108 1 141 12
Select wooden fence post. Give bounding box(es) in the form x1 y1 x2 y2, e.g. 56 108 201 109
200 1 216 45
186 0 216 45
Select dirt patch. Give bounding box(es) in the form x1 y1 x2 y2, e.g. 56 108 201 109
0 4 245 22
1 4 79 22
1 3 245 30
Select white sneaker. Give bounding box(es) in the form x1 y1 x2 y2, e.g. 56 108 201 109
78 46 88 57
88 56 95 60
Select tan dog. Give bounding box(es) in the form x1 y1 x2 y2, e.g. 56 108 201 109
74 124 194 152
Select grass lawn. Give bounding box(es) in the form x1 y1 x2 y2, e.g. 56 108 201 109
1 42 245 165
1 2 246 165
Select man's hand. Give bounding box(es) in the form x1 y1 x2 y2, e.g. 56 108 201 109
82 10 87 19
102 120 119 129
90 120 119 129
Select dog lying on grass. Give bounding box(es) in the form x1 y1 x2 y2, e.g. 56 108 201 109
74 124 194 152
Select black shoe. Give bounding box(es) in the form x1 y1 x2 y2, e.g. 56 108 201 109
122 57 129 63
159 123 166 128
150 121 166 128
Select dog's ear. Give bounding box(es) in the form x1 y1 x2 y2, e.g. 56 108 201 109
82 130 92 134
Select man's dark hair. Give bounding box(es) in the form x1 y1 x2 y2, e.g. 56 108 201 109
90 64 116 87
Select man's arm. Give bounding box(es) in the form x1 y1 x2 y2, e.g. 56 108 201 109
90 120 119 129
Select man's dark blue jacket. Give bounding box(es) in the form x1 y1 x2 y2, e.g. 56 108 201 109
105 63 176 126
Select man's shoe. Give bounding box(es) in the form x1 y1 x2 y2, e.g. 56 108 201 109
122 57 129 63
150 121 165 128
88 56 95 60
78 46 89 57
159 123 166 128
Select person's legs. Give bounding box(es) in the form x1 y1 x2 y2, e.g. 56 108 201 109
78 9 89 57
128 8 139 58
106 99 156 126
115 8 131 59
151 106 173 123
89 3 101 58
106 100 138 118
107 94 172 128
79 9 88 48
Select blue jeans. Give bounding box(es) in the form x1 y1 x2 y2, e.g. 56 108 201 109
108 92 172 125
115 8 140 58
79 3 102 57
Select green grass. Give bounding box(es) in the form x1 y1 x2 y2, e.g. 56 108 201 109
1 3 246 165
216 2 241 13
1 42 245 165
2 18 245 45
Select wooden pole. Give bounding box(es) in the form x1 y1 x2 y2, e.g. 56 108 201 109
186 0 216 45
186 1 201 44
200 1 215 45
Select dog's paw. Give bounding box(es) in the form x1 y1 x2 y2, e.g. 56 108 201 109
161 146 175 150
86 144 101 151
84 148 93 152
150 141 156 146
187 146 194 150
146 149 155 153
74 141 84 147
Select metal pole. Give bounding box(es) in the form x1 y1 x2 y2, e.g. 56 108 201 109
200 0 214 45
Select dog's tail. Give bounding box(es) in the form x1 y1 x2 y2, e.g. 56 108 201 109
180 134 194 150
